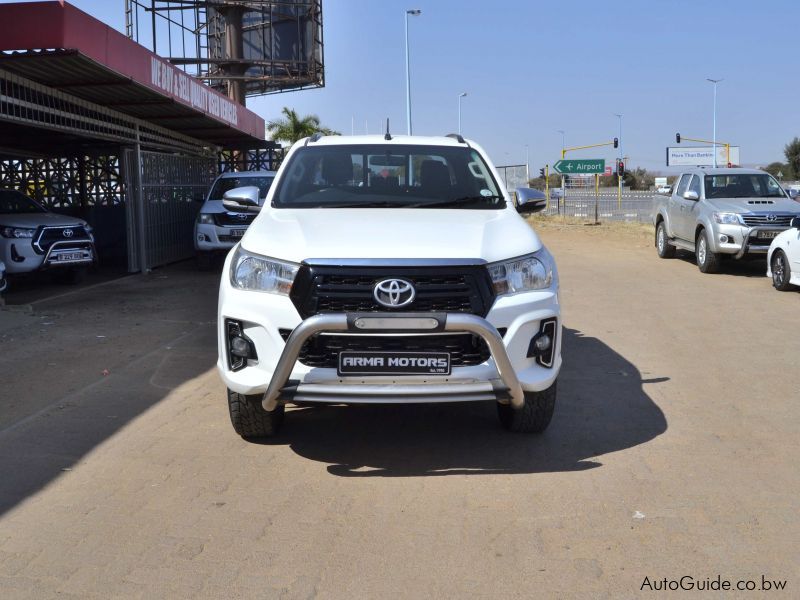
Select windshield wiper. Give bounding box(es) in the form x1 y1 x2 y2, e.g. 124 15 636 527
405 195 505 208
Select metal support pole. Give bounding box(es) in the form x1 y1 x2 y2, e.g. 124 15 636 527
545 164 549 209
595 173 599 224
221 4 246 105
404 10 421 136
707 78 722 168
134 124 148 274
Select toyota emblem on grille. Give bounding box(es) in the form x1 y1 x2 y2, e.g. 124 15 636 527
373 278 415 308
767 214 777 222
62 229 74 238
235 213 248 221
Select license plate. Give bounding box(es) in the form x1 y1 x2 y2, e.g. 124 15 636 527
757 230 780 239
338 351 451 376
230 229 247 238
57 252 84 261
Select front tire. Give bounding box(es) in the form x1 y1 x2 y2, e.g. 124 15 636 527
228 389 285 439
771 250 793 291
655 221 675 258
696 230 721 273
497 381 556 433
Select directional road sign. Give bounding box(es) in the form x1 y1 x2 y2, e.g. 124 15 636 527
553 159 606 174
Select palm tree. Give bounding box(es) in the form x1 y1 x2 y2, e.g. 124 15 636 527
266 107 339 144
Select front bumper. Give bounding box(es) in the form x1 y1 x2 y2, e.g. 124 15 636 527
712 223 788 257
195 222 246 251
260 312 531 411
218 279 562 409
0 239 95 274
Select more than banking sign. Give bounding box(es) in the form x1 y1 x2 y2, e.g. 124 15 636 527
150 56 238 126
666 146 741 167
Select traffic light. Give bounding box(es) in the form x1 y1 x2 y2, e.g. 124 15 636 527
613 137 619 149
676 133 681 143
539 167 545 178
617 160 625 177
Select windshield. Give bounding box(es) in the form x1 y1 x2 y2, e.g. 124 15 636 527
272 144 504 209
208 176 275 202
705 174 786 199
0 189 47 214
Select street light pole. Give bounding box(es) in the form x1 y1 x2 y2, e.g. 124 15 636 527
524 144 529 184
458 92 467 135
707 78 723 168
557 130 565 208
405 9 421 136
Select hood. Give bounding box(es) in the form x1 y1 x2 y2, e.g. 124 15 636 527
240 206 541 264
0 212 88 229
705 197 800 214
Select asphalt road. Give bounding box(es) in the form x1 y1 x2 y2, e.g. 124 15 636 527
0 224 797 598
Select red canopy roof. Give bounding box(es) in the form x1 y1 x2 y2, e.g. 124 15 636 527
0 1 265 146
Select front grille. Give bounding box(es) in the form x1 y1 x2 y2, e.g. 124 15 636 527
213 212 256 227
33 226 91 254
741 213 796 227
290 265 495 319
296 333 491 368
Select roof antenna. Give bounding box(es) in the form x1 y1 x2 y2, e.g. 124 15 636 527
384 118 392 141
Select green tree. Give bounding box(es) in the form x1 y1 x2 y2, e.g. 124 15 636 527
783 137 800 178
266 107 339 144
764 162 791 180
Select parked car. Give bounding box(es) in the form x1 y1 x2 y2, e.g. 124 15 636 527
0 189 96 283
653 168 800 273
656 185 672 195
217 134 561 438
194 170 277 269
766 216 800 291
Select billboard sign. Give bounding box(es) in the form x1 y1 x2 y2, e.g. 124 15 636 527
666 146 740 167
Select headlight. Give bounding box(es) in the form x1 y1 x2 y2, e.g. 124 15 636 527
198 213 215 225
487 248 557 295
713 212 742 225
0 226 35 238
230 246 298 295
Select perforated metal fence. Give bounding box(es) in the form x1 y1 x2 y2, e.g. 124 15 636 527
124 149 217 272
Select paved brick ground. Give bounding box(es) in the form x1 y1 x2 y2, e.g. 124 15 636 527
0 228 796 598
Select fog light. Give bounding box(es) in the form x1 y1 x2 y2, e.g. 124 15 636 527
527 318 558 367
230 336 250 358
719 234 729 243
197 233 209 243
533 334 552 353
226 319 257 371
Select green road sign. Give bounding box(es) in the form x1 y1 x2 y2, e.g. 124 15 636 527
553 159 606 174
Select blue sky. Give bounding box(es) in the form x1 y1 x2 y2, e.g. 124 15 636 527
5 0 799 171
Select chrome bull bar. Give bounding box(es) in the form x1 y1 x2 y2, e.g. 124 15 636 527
262 313 525 411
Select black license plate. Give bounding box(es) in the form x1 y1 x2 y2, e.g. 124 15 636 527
757 230 780 239
338 351 451 376
230 229 247 238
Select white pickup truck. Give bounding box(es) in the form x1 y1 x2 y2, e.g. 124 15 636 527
653 167 800 272
216 134 562 438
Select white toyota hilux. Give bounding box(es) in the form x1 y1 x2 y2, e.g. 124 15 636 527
217 134 561 438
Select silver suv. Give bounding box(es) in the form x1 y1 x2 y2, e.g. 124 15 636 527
194 171 276 268
653 168 800 272
0 189 96 283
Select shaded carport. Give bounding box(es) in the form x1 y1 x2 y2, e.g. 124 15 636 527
0 0 266 272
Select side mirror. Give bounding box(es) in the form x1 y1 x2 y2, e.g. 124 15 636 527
791 216 800 229
515 187 547 214
683 190 699 201
787 189 799 199
222 186 262 213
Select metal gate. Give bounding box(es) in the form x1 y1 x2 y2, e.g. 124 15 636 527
123 149 217 272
